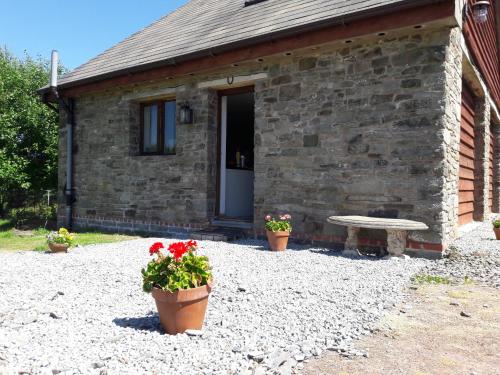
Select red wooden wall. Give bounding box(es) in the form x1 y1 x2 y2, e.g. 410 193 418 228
464 0 500 109
459 83 478 225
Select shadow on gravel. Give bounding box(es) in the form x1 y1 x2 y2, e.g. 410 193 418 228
232 239 382 259
244 241 343 253
308 250 382 260
113 314 163 333
251 244 315 252
236 243 308 253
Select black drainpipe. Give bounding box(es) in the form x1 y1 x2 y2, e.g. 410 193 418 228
46 89 75 230
62 97 75 230
42 50 76 230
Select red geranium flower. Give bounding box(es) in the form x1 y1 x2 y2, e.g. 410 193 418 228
149 242 164 256
186 240 198 249
168 241 188 260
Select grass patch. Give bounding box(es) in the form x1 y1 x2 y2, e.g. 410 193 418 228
0 219 13 231
0 221 139 252
413 274 451 285
463 276 474 285
73 231 140 248
447 290 470 299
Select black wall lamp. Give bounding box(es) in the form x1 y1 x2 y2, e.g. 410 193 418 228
179 103 193 124
471 0 491 24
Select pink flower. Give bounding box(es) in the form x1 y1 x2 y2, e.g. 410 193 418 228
284 214 291 220
265 215 272 221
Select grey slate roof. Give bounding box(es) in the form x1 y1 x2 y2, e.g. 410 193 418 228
57 0 425 87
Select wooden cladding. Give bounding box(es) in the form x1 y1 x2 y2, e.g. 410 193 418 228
464 0 500 109
489 124 495 212
459 83 477 225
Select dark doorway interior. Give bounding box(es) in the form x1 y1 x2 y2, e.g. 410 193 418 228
218 91 255 220
226 93 255 171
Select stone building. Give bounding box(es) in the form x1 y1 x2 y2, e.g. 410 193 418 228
40 0 500 257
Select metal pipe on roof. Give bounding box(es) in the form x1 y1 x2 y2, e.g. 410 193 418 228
50 50 59 88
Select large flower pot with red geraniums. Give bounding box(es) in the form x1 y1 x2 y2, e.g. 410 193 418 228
142 240 213 335
493 217 500 240
264 214 292 251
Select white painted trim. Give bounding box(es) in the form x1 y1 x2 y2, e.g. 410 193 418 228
198 73 268 89
454 0 465 29
219 96 228 215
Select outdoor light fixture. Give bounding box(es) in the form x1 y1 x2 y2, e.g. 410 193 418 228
472 0 491 23
179 103 193 124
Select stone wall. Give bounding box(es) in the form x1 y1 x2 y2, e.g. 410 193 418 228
493 125 500 213
438 27 463 247
254 28 461 249
58 85 218 228
473 97 492 219
57 26 464 252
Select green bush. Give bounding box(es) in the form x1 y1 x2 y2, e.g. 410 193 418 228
9 205 56 228
0 48 65 210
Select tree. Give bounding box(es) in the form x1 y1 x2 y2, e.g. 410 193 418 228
0 48 63 212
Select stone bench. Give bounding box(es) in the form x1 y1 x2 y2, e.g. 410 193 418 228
326 215 429 257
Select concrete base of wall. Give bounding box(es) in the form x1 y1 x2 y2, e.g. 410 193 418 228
62 214 444 259
60 215 199 238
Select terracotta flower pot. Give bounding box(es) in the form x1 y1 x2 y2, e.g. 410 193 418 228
493 226 500 240
48 242 69 253
266 230 290 251
152 282 212 335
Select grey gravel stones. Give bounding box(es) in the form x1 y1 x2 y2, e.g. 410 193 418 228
247 352 265 363
421 221 500 287
185 329 204 337
0 238 426 374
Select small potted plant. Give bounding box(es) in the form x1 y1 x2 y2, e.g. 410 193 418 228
142 240 213 335
493 217 500 240
47 227 75 253
265 214 292 251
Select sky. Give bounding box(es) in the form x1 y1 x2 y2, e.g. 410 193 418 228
1 0 188 70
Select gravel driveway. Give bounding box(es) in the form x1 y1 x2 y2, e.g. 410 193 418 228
422 222 500 287
0 239 427 374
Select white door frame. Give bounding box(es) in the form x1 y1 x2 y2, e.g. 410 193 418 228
219 96 227 215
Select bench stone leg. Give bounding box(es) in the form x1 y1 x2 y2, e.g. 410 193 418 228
342 226 360 256
386 229 407 257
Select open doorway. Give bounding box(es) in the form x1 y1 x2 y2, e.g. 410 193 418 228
218 88 254 221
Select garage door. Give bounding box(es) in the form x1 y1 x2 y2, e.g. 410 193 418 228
458 83 477 225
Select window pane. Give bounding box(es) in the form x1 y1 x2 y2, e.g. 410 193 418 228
143 105 158 153
164 101 176 154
